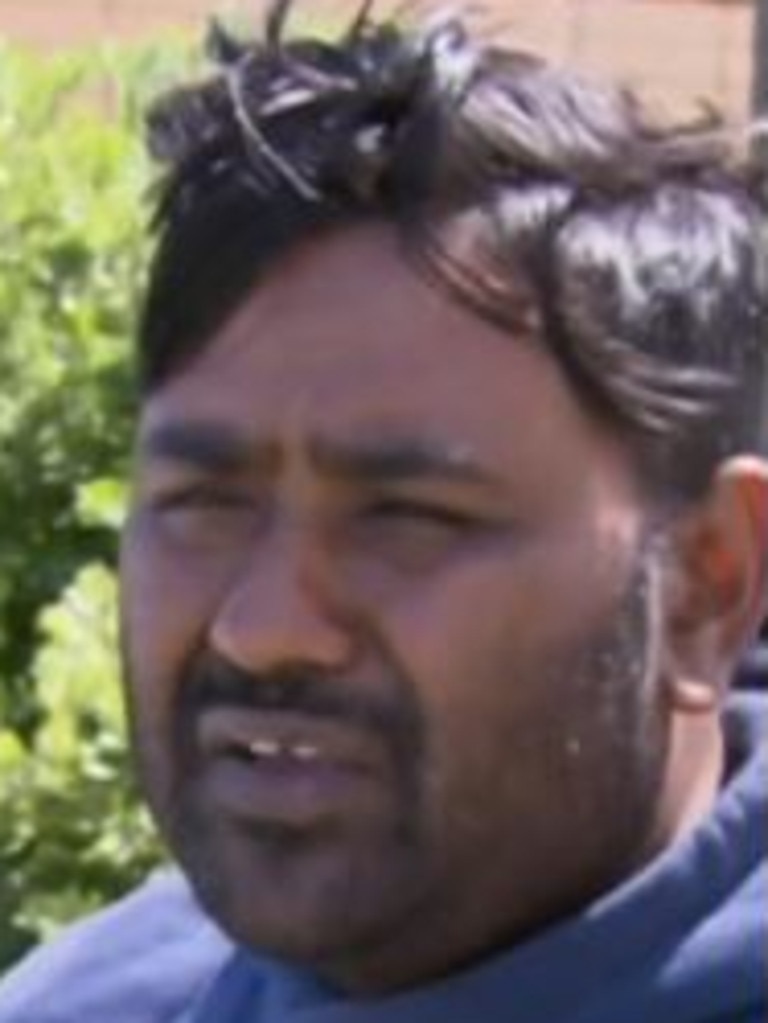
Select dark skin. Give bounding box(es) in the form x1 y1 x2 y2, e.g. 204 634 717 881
120 226 768 994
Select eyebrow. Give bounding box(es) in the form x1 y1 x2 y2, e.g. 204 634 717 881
140 420 273 475
309 436 501 489
140 420 501 490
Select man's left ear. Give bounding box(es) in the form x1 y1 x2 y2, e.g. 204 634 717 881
662 455 768 710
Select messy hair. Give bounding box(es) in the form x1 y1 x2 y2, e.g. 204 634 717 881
139 0 768 500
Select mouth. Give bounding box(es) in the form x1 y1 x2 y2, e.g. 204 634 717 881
194 707 390 828
244 736 322 762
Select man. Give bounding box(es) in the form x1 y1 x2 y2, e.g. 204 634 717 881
1 3 766 1021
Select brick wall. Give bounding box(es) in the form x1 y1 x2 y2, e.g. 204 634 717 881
0 0 755 118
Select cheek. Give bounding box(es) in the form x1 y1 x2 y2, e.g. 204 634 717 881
374 553 561 801
385 532 627 708
119 517 235 720
378 535 658 812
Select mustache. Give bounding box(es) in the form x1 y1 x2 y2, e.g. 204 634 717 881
183 654 420 742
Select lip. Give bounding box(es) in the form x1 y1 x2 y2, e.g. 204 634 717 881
194 707 390 827
197 707 388 769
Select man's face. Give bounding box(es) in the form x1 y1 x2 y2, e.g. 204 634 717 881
121 226 671 990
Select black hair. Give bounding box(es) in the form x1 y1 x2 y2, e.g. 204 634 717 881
139 0 768 500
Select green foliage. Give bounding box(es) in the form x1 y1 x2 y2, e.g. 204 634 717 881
0 564 159 955
0 41 197 974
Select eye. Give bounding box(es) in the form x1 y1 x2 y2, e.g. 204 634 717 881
366 498 475 531
351 497 479 572
148 486 260 547
154 487 245 510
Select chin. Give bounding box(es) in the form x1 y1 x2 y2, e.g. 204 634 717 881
174 812 429 968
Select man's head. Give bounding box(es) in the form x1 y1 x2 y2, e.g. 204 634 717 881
120 2 768 994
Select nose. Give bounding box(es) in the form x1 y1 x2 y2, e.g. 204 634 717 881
209 527 357 676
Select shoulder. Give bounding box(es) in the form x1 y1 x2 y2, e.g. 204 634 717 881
0 870 233 1023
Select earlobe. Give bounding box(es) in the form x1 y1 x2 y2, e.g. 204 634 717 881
735 457 768 628
669 676 722 714
662 455 768 705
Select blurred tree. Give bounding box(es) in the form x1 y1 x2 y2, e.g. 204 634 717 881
0 40 196 973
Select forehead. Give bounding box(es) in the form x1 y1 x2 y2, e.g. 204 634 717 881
139 226 617 475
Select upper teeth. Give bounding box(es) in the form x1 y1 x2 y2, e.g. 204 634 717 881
247 739 320 761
